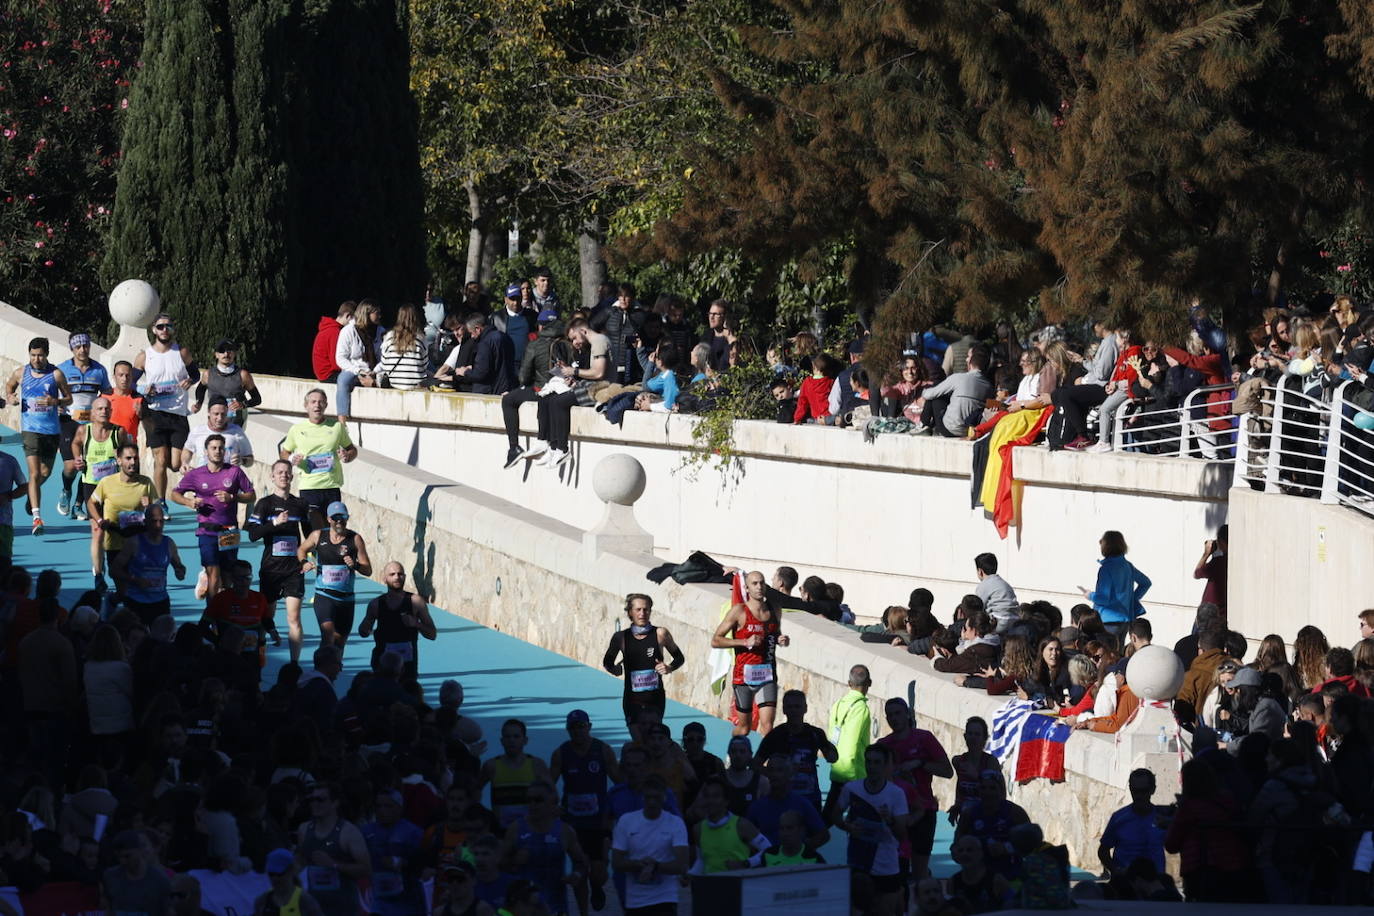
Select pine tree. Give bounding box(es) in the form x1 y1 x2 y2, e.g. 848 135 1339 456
632 0 1374 369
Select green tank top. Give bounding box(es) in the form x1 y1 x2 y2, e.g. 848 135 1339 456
764 848 820 867
699 814 751 874
81 426 123 485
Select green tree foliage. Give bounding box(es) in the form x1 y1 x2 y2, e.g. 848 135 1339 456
0 0 141 333
631 0 1374 370
105 0 425 372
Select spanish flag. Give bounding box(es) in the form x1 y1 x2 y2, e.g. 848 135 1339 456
977 407 1051 538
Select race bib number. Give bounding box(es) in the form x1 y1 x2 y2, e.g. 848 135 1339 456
373 870 404 899
24 397 54 415
217 530 241 550
149 381 177 405
91 458 117 480
306 865 340 891
567 793 599 818
742 663 774 687
271 536 299 557
71 407 92 423
630 669 661 693
320 564 351 588
384 641 415 662
116 509 145 528
305 452 336 474
241 630 260 651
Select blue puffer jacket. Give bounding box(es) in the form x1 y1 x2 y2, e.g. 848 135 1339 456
1088 555 1151 624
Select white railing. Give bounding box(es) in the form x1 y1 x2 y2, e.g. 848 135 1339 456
1232 378 1374 517
1110 384 1237 459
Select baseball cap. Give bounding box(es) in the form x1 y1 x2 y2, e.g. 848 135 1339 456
265 848 295 875
505 283 522 299
1229 667 1261 688
215 339 237 352
326 501 349 520
566 709 590 726
537 309 559 323
442 858 476 878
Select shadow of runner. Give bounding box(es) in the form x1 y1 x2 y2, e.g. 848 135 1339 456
410 482 452 603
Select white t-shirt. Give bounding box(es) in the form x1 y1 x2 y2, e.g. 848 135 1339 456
837 779 908 877
185 423 253 468
611 809 687 909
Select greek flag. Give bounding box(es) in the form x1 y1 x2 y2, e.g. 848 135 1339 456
987 698 1038 762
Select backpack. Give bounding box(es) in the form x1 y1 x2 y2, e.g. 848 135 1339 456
1044 407 1073 450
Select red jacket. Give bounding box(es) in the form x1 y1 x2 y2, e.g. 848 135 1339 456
312 316 344 381
1162 347 1231 430
794 376 835 423
1313 674 1371 698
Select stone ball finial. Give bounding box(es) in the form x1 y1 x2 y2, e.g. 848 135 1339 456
593 453 646 506
1126 644 1186 701
108 279 160 329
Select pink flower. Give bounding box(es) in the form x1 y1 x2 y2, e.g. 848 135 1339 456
34 241 44 248
1319 250 1330 258
43 260 53 267
120 98 128 109
1337 264 1353 272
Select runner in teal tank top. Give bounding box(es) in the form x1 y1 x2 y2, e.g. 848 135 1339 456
4 337 71 537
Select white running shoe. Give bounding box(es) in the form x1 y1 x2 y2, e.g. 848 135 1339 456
524 440 550 460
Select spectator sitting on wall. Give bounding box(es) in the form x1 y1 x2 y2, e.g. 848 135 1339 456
489 284 538 367
935 611 1001 676
793 353 840 424
915 346 994 437
436 315 516 396
311 300 355 383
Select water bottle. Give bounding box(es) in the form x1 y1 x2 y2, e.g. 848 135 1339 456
1157 726 1169 754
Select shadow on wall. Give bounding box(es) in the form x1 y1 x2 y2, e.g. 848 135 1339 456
411 483 450 602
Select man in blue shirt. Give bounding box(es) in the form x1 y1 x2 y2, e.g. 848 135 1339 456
491 284 537 366
56 331 111 521
1098 768 1167 878
746 754 829 850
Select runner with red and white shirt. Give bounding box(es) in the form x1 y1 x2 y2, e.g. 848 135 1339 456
711 570 790 737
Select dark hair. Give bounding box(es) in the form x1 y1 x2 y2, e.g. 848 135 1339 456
908 588 934 611
501 719 527 737
204 433 225 450
974 553 998 575
207 395 229 409
27 337 49 353
812 353 842 378
801 575 826 600
532 266 553 280
114 359 133 373
864 743 893 764
958 594 985 618
775 566 798 591
1100 530 1128 557
1327 647 1356 678
682 721 706 736
965 610 994 637
655 342 679 371
1199 628 1226 652
967 346 990 371
825 582 844 603
1127 618 1153 641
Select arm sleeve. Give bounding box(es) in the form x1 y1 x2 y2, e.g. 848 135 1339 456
519 343 537 387
923 376 954 399
665 635 685 671
194 380 209 403
469 340 494 383
1133 565 1152 599
244 386 263 408
602 633 623 674
793 385 809 423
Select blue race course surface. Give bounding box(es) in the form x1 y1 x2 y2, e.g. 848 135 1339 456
5 428 965 875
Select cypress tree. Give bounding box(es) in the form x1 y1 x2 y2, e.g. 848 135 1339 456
105 0 425 372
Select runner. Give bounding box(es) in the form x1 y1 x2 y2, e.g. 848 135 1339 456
182 398 253 469
832 744 911 916
201 559 278 671
295 782 371 916
602 593 685 739
0 448 25 580
720 736 768 818
362 788 428 916
245 460 310 664
106 360 143 443
297 501 371 648
498 781 589 916
110 503 185 626
5 337 72 536
680 722 724 811
756 689 839 813
608 775 689 916
171 434 254 600
133 313 197 501
70 397 124 590
86 442 157 590
761 809 826 867
195 339 261 429
55 330 111 521
358 561 437 679
690 778 769 874
876 697 952 883
549 709 620 916
710 570 789 736
281 389 357 531
480 719 551 829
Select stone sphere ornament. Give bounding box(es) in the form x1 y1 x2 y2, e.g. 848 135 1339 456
1126 644 1186 701
108 279 160 328
593 453 647 506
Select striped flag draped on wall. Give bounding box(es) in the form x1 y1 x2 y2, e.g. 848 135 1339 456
988 698 1074 782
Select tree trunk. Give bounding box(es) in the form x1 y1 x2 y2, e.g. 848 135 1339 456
465 180 485 285
1267 195 1307 306
528 227 547 262
578 216 606 310
480 227 507 287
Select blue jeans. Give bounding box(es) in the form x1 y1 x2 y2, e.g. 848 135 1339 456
336 370 360 416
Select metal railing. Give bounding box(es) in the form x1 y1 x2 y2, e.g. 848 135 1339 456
1109 384 1238 459
1232 378 1374 517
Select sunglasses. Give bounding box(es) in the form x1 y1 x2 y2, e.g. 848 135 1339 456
154 323 173 330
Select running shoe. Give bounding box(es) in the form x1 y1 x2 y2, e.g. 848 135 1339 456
503 446 525 469
550 448 569 467
31 514 44 537
56 489 70 516
524 440 550 460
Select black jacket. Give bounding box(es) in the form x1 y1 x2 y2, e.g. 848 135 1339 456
468 328 517 395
